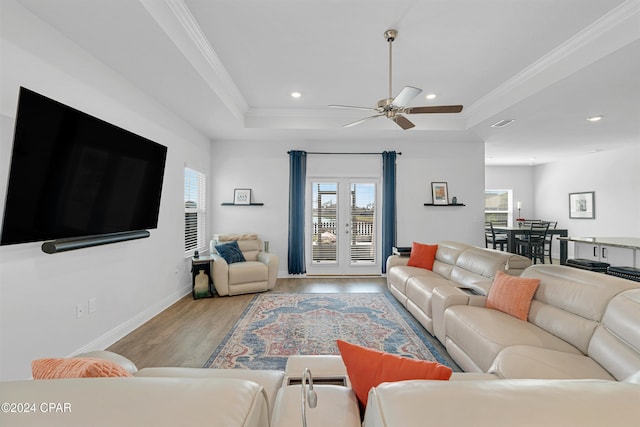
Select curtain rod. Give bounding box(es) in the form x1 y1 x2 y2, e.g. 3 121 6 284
287 151 402 155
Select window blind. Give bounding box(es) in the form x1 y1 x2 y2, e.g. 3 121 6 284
184 167 206 256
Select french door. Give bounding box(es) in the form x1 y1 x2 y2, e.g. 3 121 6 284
306 178 380 275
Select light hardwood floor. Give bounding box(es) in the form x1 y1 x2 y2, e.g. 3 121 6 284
107 277 389 369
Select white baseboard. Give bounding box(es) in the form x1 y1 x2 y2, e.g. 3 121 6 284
69 284 192 357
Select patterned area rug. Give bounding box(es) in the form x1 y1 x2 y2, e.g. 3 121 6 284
204 292 455 370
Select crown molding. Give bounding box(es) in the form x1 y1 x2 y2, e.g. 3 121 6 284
139 0 248 122
465 0 640 128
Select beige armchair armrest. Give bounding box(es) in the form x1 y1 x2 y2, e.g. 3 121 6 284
257 252 279 290
211 254 230 296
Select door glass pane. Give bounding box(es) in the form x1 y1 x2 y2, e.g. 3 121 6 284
350 183 375 264
312 182 337 263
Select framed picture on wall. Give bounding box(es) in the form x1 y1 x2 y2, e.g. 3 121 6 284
234 188 251 205
431 182 449 205
569 191 595 219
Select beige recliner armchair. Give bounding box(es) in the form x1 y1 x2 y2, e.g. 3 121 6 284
210 233 278 296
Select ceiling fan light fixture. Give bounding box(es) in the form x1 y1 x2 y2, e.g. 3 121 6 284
491 119 515 128
329 29 463 130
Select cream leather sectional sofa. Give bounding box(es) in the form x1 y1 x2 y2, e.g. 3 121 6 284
386 241 640 382
444 264 640 379
386 241 532 336
3 351 638 427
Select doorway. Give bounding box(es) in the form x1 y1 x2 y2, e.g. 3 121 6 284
306 178 380 275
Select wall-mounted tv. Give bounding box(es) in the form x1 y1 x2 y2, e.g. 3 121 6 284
1 87 168 248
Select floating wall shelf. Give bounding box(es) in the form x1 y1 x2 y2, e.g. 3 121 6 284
424 203 466 207
221 203 264 206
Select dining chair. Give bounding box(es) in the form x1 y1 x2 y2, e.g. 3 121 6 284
517 221 550 264
543 221 558 263
485 222 508 251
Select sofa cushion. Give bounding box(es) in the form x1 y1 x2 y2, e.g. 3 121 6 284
337 340 452 408
407 242 438 270
489 345 615 380
215 241 246 264
228 261 268 285
387 265 436 297
444 305 582 372
32 357 133 379
406 276 455 319
486 271 540 321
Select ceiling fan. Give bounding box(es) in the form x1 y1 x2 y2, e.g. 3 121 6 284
329 29 463 130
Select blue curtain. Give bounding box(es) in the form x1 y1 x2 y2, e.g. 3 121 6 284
288 150 307 274
381 151 397 273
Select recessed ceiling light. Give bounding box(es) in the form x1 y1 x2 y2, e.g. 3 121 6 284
491 119 515 128
425 93 437 100
291 92 301 98
586 115 603 122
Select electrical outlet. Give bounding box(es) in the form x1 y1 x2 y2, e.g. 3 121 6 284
76 302 87 319
88 298 97 314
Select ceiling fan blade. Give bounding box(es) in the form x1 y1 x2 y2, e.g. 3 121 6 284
344 114 383 128
391 86 422 107
329 104 377 112
393 115 415 130
407 105 464 114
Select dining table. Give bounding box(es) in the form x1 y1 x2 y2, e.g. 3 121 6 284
492 225 569 265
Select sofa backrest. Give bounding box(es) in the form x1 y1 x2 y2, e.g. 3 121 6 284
522 265 639 355
588 289 640 380
452 247 531 293
432 241 472 279
431 241 531 294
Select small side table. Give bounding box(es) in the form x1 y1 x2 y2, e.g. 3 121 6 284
191 255 216 299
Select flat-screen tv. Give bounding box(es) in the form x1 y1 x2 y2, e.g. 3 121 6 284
1 87 168 246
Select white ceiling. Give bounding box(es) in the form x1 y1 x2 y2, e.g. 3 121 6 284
15 0 640 165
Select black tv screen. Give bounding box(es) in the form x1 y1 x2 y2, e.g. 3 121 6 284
1 87 168 246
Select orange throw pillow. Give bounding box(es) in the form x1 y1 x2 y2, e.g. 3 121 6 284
406 242 438 270
486 271 541 321
32 357 133 379
337 340 452 408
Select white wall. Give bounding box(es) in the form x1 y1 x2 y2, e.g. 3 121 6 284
486 145 640 259
0 1 210 380
533 145 640 258
209 138 486 276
